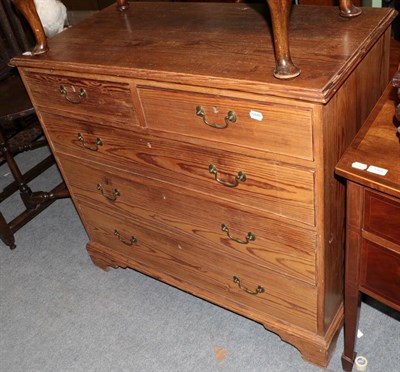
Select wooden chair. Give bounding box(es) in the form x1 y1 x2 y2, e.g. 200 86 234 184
0 0 69 250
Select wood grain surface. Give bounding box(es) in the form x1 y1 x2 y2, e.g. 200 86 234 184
80 200 319 333
12 3 397 102
13 2 397 368
58 153 317 283
23 71 138 125
42 111 316 225
335 82 400 198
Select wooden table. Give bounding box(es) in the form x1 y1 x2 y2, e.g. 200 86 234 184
13 0 361 79
336 79 400 372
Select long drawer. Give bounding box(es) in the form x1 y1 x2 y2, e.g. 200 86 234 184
79 201 318 331
59 154 316 284
360 239 400 307
138 86 314 161
364 190 400 245
23 71 138 126
42 111 315 225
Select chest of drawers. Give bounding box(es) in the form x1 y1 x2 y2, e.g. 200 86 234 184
12 3 397 368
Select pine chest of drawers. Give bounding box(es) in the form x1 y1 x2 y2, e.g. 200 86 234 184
12 2 397 367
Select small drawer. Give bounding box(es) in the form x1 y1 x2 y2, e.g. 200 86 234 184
59 154 317 285
360 239 400 308
79 201 317 331
364 190 400 245
42 112 315 225
23 72 138 126
138 87 314 161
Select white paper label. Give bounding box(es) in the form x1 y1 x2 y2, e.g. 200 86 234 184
367 165 388 176
249 110 263 121
351 162 368 170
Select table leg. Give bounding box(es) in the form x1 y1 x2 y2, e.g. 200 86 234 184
11 0 48 55
339 0 362 18
342 234 362 371
117 0 129 12
341 182 363 372
266 0 301 80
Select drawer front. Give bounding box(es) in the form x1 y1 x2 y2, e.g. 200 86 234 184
364 190 400 245
79 201 317 331
59 154 317 284
23 72 138 126
360 239 400 307
138 87 314 161
43 112 315 225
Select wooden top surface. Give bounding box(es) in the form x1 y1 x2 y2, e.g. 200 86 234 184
336 83 400 198
12 3 397 103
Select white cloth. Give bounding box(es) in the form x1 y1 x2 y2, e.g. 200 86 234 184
33 0 68 38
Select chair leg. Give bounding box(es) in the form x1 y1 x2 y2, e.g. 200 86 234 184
1 130 69 210
0 212 16 249
0 154 55 202
23 183 70 209
0 127 70 249
9 182 68 234
1 130 30 187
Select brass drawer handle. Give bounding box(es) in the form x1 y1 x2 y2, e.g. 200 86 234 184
233 276 265 295
59 84 86 104
221 224 255 244
77 133 103 151
195 105 237 129
209 164 246 187
96 183 120 201
114 229 137 246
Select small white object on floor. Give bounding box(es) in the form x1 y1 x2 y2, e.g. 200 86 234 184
33 0 68 38
357 329 364 338
355 356 368 371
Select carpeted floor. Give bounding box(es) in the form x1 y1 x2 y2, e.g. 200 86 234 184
0 141 399 372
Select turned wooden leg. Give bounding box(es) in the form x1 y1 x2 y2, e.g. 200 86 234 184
116 0 129 12
266 0 300 80
341 182 363 372
0 212 16 250
12 0 48 55
339 0 362 18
